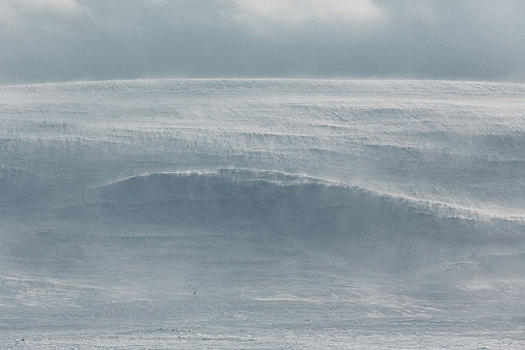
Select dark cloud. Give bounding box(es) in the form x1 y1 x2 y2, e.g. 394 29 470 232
0 0 524 83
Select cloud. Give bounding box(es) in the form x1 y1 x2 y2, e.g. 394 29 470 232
0 0 83 24
234 0 383 22
0 0 524 83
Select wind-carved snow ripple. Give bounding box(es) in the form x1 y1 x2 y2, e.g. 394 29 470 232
78 169 524 242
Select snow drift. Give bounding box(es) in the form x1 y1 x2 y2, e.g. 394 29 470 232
1 79 525 348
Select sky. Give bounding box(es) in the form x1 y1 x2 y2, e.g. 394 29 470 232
1 0 524 83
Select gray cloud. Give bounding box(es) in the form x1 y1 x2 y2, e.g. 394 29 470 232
0 0 524 83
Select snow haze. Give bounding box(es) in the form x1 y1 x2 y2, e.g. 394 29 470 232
2 78 525 348
1 1 525 349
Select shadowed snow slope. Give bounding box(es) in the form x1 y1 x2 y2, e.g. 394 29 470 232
1 79 525 349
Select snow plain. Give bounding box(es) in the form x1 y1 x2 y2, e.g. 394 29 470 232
1 79 525 348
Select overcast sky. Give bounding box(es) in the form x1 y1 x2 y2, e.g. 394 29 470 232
1 0 524 83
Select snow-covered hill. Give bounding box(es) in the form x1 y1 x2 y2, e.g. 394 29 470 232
1 79 525 348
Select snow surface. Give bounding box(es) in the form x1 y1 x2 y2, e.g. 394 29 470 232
1 79 525 348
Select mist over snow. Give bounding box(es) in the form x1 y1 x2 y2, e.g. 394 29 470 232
1 0 525 83
2 78 525 348
1 1 525 349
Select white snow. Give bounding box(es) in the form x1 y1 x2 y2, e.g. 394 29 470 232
1 79 525 348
